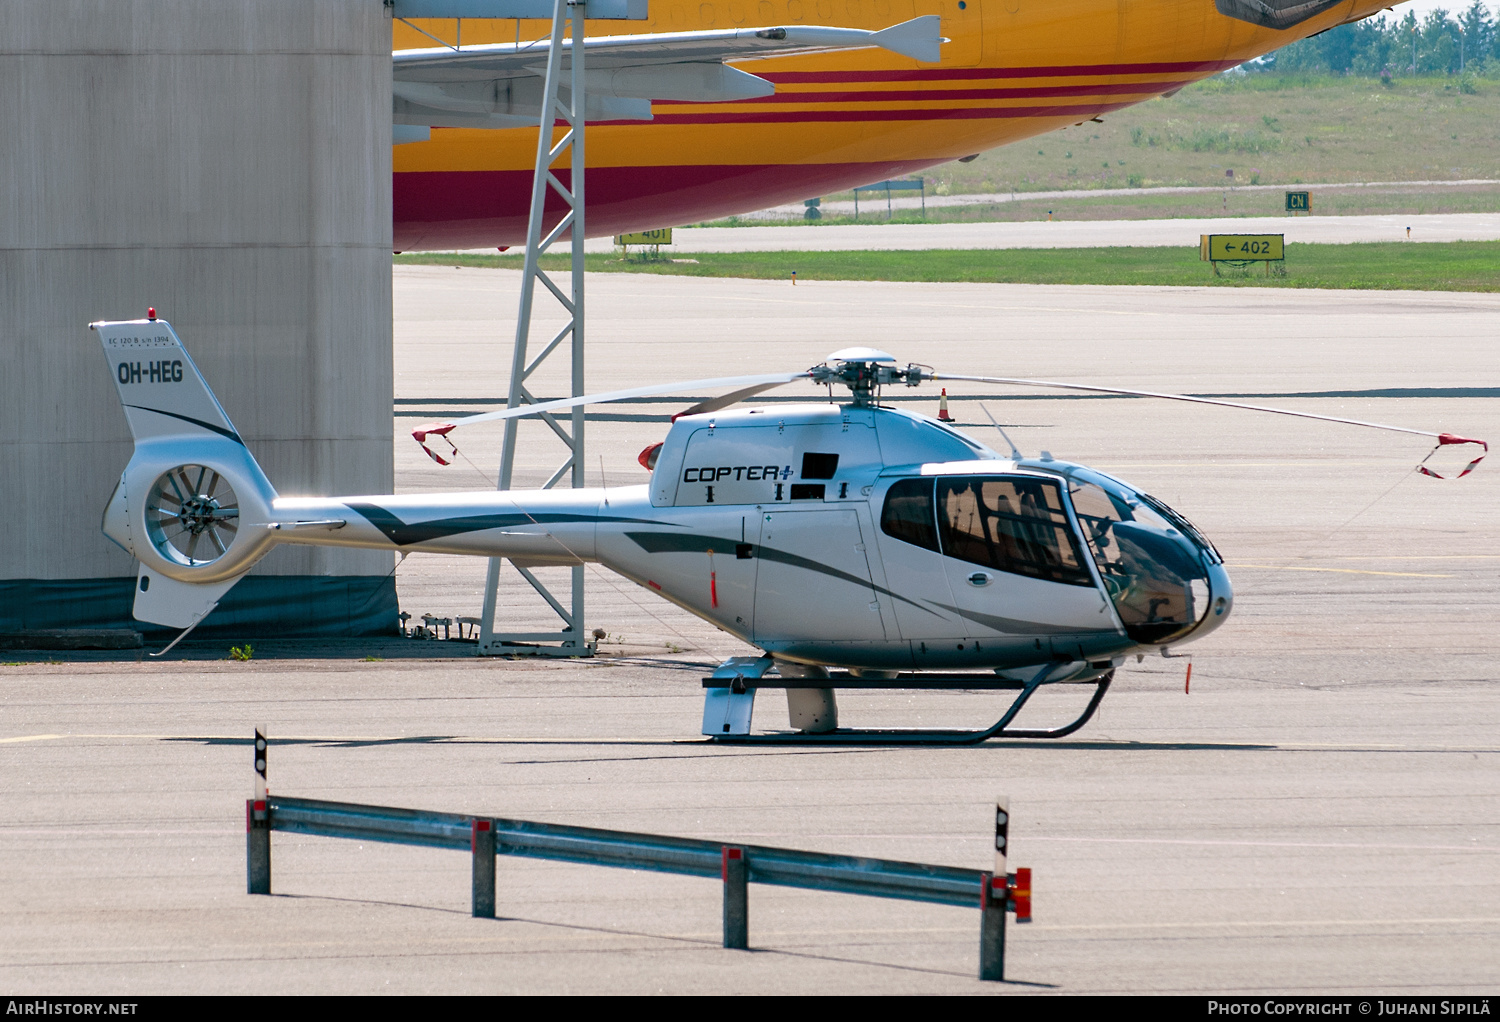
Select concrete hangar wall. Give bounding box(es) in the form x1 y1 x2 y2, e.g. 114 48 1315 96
0 1 397 637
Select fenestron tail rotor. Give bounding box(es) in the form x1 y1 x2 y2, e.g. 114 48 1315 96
145 465 241 566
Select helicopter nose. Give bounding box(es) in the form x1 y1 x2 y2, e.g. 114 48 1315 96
1190 558 1234 643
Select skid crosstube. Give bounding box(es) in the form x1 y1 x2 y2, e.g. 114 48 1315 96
703 670 1114 746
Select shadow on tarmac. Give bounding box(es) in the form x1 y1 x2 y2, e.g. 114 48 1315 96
270 890 1046 984
160 734 1280 754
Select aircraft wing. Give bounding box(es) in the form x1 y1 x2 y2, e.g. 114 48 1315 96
393 16 941 129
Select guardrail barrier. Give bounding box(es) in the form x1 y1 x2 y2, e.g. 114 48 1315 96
245 788 1031 981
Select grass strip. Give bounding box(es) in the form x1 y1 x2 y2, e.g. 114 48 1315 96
704 183 1500 226
397 241 1500 292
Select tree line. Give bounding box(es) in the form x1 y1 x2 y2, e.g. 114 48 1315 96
1259 2 1498 76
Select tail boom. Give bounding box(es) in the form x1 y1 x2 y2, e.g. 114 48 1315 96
266 489 623 563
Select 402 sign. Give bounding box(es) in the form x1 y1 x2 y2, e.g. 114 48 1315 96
1203 234 1285 261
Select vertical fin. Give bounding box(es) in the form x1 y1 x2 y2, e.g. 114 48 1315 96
94 317 243 445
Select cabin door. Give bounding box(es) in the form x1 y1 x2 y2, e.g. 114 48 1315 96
753 508 888 643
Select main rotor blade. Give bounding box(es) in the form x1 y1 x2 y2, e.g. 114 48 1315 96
674 381 793 420
415 371 809 437
931 373 1486 446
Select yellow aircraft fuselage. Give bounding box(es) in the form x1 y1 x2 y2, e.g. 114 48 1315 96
393 0 1386 250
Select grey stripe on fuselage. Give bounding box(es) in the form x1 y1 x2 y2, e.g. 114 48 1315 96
347 503 667 547
625 530 929 612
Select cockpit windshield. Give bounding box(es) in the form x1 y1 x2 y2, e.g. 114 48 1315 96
1063 468 1220 645
880 466 1226 646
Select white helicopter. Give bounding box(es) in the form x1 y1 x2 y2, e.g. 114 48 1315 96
94 314 1486 744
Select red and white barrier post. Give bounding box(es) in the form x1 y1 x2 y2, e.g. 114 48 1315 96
246 728 271 895
979 796 1031 981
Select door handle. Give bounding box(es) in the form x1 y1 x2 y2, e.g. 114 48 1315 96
967 572 992 587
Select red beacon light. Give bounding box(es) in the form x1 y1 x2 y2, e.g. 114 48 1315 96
147 308 156 321
638 442 663 471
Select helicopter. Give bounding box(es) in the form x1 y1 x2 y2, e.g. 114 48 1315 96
94 316 1486 743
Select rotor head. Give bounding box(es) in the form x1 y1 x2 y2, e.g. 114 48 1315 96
810 348 927 406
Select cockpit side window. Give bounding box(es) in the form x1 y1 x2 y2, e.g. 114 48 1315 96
936 476 1094 587
880 478 939 552
1069 481 1131 573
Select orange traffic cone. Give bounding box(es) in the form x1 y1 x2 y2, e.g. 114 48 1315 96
938 388 954 422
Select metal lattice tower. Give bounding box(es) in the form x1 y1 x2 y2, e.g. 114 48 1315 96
478 0 591 655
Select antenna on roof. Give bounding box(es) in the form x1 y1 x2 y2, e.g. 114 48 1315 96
980 403 1023 460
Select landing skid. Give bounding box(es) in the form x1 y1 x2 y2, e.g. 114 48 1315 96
701 658 1114 746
